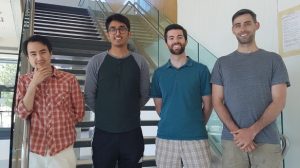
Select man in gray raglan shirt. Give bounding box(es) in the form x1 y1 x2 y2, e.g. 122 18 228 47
211 9 290 168
84 14 149 168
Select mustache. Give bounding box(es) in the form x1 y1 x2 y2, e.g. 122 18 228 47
171 43 183 47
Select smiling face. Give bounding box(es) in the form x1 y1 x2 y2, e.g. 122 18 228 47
232 13 260 45
166 29 187 55
106 20 131 48
27 41 52 69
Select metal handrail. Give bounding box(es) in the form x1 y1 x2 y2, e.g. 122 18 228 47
10 0 35 167
280 134 289 157
134 0 218 60
29 0 35 35
120 1 164 39
100 0 114 13
21 1 35 167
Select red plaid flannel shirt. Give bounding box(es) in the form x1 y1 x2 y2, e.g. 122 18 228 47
15 67 85 156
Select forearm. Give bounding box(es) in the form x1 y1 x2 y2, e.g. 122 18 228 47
84 75 97 112
72 80 85 123
22 82 37 112
214 102 239 132
250 101 285 136
153 98 162 116
203 107 212 124
139 59 150 107
202 96 213 124
250 84 287 136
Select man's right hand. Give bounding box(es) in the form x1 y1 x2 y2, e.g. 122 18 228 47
31 67 52 86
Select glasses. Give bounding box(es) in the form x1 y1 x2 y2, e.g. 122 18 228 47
108 27 128 34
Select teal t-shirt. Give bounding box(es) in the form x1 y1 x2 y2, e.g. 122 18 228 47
150 58 211 140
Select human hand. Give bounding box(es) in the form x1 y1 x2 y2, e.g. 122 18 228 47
31 67 52 86
240 141 256 152
231 128 256 151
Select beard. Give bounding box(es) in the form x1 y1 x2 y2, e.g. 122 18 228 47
236 34 255 45
169 43 186 55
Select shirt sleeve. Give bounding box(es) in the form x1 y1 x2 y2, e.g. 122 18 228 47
71 75 85 123
200 66 212 96
15 76 32 119
272 55 290 87
140 58 150 107
150 70 162 98
210 59 223 86
84 56 99 112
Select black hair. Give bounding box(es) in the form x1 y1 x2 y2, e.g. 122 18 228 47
22 35 52 56
105 13 130 31
164 24 187 43
232 9 257 23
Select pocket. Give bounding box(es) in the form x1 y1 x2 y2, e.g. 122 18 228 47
53 91 69 109
53 84 70 109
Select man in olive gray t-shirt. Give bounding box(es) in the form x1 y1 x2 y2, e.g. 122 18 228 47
211 9 290 168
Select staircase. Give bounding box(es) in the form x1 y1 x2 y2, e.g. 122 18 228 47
34 2 158 168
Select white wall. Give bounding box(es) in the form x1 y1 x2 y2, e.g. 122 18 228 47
178 0 300 167
277 1 300 167
177 0 278 57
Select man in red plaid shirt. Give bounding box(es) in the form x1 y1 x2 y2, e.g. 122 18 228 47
15 35 85 168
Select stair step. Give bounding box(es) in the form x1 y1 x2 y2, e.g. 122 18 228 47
35 19 96 28
35 9 91 18
35 12 92 22
60 69 85 75
35 29 100 38
51 59 88 65
78 79 85 85
35 27 99 36
35 15 94 25
35 22 97 31
74 138 91 148
35 32 101 41
35 2 89 16
48 36 109 50
141 106 155 111
76 121 95 128
52 48 100 57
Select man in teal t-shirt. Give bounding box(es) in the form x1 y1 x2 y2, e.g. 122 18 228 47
150 24 212 168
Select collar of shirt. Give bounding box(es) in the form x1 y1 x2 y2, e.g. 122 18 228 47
165 56 193 69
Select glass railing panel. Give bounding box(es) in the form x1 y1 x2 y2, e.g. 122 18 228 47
121 6 161 70
102 0 114 13
9 0 35 167
157 38 170 66
0 59 18 168
135 0 159 30
185 36 199 62
198 43 217 72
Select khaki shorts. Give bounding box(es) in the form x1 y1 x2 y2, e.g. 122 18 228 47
222 140 283 168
